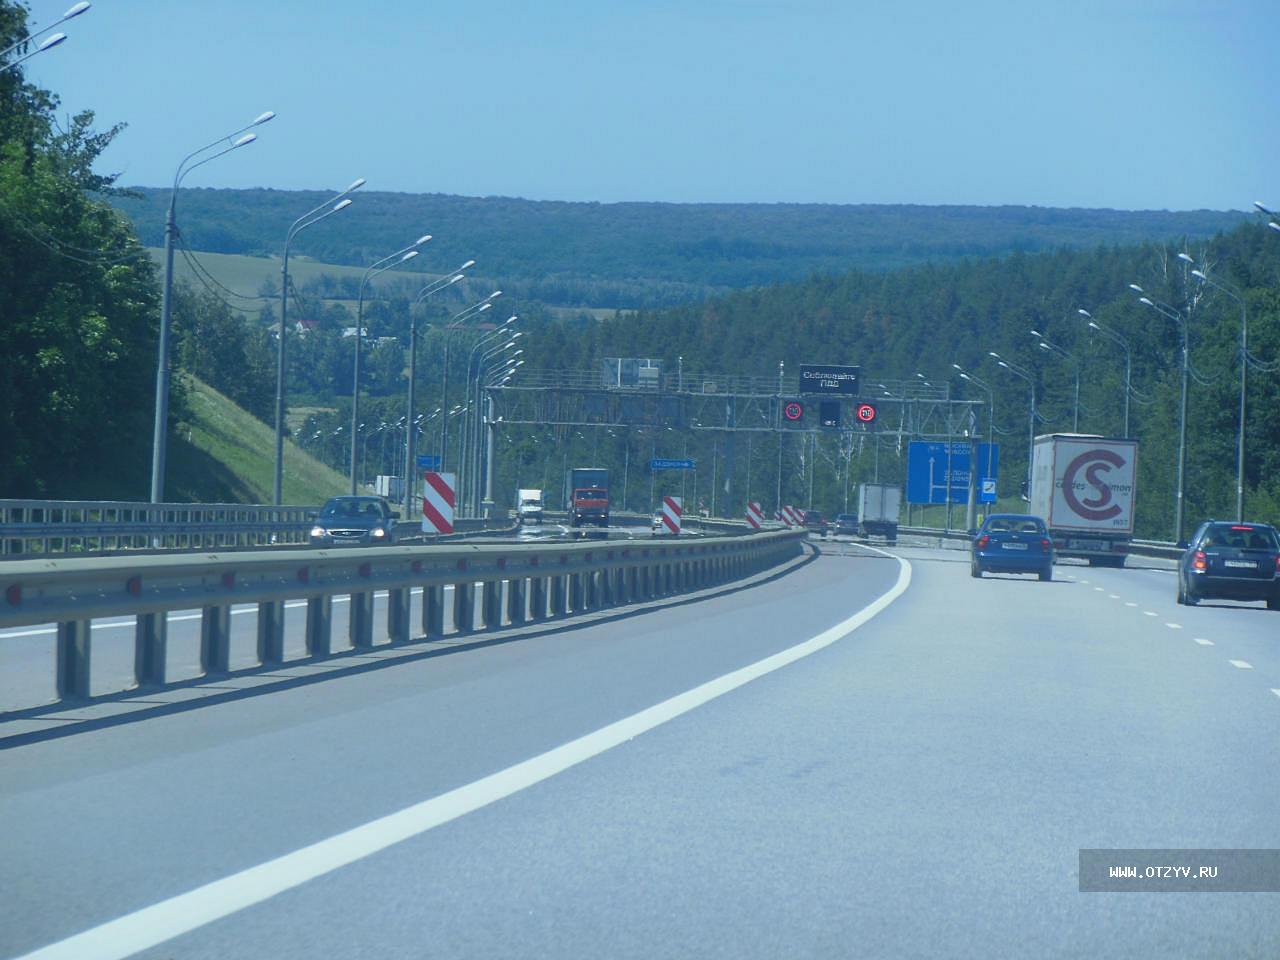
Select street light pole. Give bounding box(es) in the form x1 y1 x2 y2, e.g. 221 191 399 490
988 351 1036 497
1183 256 1249 521
1077 309 1131 437
954 364 995 497
403 263 472 515
349 236 430 495
0 1 88 73
273 180 362 505
1029 330 1080 432
439 291 501 473
1132 285 1191 543
150 111 274 504
462 319 518 512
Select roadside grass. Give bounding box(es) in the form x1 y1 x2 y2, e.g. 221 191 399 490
168 376 350 506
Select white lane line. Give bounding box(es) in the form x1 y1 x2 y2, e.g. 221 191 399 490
1165 623 1183 630
1125 602 1138 608
1194 638 1214 646
1228 660 1253 670
1143 611 1158 617
1109 594 1120 600
1094 587 1105 592
1271 689 1280 699
0 588 446 640
12 547 912 960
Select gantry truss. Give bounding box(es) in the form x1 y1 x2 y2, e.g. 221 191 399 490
487 369 985 440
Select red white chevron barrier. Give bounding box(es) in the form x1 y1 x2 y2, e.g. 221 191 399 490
745 501 764 529
660 495 682 535
421 472 456 535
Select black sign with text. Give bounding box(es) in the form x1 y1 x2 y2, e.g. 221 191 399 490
798 364 861 395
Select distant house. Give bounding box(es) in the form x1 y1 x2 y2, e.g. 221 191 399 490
341 327 369 338
374 336 400 347
294 318 321 335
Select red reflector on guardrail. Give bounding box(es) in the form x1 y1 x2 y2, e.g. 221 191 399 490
297 567 310 583
358 563 371 578
221 572 235 590
456 558 468 571
411 560 423 574
530 556 540 567
126 576 142 596
5 584 20 606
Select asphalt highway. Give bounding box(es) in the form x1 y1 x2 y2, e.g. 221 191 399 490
2 538 1279 959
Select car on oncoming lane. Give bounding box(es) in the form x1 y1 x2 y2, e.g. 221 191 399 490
1176 521 1280 609
309 496 401 546
801 510 829 537
833 513 859 536
971 514 1053 581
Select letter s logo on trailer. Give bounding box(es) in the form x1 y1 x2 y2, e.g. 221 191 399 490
1060 449 1125 522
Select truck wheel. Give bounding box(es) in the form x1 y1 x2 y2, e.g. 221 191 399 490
970 560 982 578
1176 578 1186 605
1039 566 1052 582
1267 596 1280 611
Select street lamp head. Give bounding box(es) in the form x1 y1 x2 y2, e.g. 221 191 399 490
37 32 67 50
414 234 431 247
63 1 90 18
1139 297 1154 307
332 198 352 212
232 133 257 148
951 363 964 371
959 372 971 381
1190 269 1207 281
988 351 1001 359
448 274 465 285
1029 328 1042 339
1128 283 1145 294
1077 309 1092 319
252 111 276 126
1254 200 1274 216
1037 342 1051 352
460 259 477 271
510 330 524 339
399 250 419 263
997 360 1011 369
345 178 366 192
476 302 492 314
1177 252 1195 264
503 315 518 325
1088 321 1100 331
1270 222 1280 233
486 290 502 301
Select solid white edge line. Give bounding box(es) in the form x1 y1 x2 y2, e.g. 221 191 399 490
14 546 912 960
1228 659 1253 670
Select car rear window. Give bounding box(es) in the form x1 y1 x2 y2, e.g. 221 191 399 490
985 517 1044 534
1202 524 1279 550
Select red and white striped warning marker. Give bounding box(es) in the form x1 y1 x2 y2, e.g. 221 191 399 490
745 501 763 529
421 471 456 535
782 505 801 527
661 495 682 535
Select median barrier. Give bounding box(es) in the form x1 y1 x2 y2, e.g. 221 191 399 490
0 530 805 705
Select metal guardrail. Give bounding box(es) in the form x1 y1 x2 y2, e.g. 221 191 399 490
897 526 1184 560
0 499 515 558
0 529 805 706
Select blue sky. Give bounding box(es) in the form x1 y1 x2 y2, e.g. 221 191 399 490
23 0 1279 210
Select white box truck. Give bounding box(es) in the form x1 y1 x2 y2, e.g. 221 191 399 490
858 484 901 542
516 488 544 525
1029 434 1137 567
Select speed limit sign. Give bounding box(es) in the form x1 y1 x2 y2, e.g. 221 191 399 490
855 402 878 424
783 401 804 422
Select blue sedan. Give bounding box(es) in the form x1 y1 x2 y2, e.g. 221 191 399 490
971 514 1054 581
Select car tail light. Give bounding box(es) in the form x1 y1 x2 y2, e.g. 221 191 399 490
1192 550 1207 572
1275 555 1280 573
1040 539 1051 551
976 535 990 549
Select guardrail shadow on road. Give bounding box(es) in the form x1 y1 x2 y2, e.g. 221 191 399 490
0 540 817 751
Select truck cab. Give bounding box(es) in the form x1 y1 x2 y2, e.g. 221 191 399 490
516 488 544 525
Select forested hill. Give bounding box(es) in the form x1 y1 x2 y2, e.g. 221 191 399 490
513 223 1280 539
110 187 1246 309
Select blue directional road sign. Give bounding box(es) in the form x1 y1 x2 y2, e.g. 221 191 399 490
906 441 998 505
416 454 441 471
651 458 696 471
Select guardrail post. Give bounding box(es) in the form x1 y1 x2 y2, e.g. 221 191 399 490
454 581 475 633
422 585 444 638
200 605 231 675
56 619 92 699
570 572 586 612
306 595 332 657
507 577 526 624
387 587 410 643
529 576 546 621
350 591 374 648
550 575 566 616
257 601 285 665
135 612 167 686
482 580 502 629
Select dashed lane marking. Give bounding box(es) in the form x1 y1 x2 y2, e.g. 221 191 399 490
1165 623 1183 630
1194 638 1214 646
1228 660 1254 670
1143 611 1158 617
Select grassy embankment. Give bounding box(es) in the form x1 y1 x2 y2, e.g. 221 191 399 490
167 376 351 506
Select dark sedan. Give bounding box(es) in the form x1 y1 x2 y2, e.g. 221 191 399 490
309 496 401 546
801 511 830 537
970 514 1053 581
1177 521 1280 609
834 513 859 536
